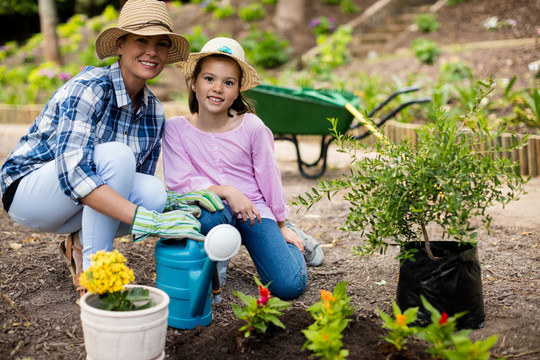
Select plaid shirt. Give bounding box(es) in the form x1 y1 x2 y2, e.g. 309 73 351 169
1 61 165 204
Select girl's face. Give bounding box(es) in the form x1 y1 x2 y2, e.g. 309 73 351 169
116 34 170 91
192 56 240 116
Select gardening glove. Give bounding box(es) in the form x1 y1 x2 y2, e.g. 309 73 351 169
164 190 224 217
130 206 205 242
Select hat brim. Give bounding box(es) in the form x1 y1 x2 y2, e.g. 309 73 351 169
95 27 190 64
175 52 261 92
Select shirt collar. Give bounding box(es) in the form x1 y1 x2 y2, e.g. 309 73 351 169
110 61 149 109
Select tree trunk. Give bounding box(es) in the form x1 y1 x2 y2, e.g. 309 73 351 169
273 0 306 32
38 0 62 65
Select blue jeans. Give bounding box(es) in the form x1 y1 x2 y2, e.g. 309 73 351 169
198 206 307 300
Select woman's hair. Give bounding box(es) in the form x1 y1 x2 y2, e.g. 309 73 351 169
186 54 255 116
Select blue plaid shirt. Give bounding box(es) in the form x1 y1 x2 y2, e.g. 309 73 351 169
1 61 165 204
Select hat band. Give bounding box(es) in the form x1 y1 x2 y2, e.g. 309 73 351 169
122 20 173 33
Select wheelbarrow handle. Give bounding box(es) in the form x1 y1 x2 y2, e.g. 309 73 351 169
368 86 422 117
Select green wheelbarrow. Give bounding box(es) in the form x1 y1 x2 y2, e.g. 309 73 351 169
245 84 430 179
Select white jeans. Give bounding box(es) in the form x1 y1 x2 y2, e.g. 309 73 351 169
8 142 166 269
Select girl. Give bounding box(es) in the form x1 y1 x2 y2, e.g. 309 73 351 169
163 37 323 300
0 0 222 298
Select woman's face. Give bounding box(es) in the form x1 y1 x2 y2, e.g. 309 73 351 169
191 56 241 116
116 34 170 90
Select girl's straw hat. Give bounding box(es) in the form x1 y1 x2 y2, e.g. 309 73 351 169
175 37 261 91
95 0 190 64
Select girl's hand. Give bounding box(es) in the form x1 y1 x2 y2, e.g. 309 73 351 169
217 185 261 226
280 226 304 252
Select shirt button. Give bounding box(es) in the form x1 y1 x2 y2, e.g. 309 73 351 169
125 131 128 135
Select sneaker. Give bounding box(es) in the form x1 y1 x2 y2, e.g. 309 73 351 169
286 223 324 267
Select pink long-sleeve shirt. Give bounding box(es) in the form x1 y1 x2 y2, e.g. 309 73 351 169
162 113 289 222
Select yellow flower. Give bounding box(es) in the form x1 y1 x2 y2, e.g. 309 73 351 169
396 314 406 327
79 250 134 295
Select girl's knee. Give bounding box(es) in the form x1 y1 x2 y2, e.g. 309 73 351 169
267 273 307 300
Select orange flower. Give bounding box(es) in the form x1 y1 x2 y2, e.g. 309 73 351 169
320 290 335 302
396 314 406 327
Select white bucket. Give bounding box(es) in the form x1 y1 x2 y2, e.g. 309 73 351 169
80 285 170 360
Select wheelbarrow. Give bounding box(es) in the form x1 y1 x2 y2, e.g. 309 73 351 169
245 84 430 178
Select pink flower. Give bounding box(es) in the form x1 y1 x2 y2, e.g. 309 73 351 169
257 296 269 306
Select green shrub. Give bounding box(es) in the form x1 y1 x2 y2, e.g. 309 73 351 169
293 78 529 261
185 25 210 52
241 27 291 69
306 26 352 75
322 0 341 4
411 38 441 65
415 13 440 32
239 3 266 22
340 0 359 14
261 0 277 4
213 5 235 19
309 16 336 36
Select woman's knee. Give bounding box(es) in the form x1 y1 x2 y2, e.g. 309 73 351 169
131 174 166 211
94 142 136 177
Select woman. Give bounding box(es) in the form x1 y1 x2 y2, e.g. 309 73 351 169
0 0 222 297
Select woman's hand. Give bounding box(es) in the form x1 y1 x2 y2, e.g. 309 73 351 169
210 185 261 226
280 224 304 252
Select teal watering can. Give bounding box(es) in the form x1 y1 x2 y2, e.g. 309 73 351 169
154 224 241 329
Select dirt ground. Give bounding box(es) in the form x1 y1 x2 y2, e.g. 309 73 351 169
1 0 540 359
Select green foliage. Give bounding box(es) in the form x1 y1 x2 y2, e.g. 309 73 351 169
0 0 37 15
261 0 278 4
322 0 341 5
92 287 155 311
340 0 359 14
511 88 540 127
377 301 418 351
309 16 336 37
241 27 291 69
201 0 218 13
306 26 352 76
212 5 235 19
185 25 210 52
302 282 354 360
447 0 467 5
231 276 291 338
412 38 441 65
293 78 529 260
415 13 440 32
239 3 266 22
378 296 498 360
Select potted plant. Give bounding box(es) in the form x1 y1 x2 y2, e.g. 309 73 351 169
79 250 170 360
293 77 529 329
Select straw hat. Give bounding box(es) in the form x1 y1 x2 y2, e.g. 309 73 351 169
95 0 190 64
175 37 261 91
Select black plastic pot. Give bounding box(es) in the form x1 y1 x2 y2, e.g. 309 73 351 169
396 241 485 329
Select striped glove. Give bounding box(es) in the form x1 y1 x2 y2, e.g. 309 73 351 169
130 206 205 242
164 190 224 217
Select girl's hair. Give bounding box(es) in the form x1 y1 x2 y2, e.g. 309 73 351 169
186 54 255 116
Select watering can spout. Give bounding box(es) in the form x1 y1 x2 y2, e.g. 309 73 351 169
190 257 217 317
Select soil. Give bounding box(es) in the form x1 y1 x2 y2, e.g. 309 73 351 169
1 1 540 359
